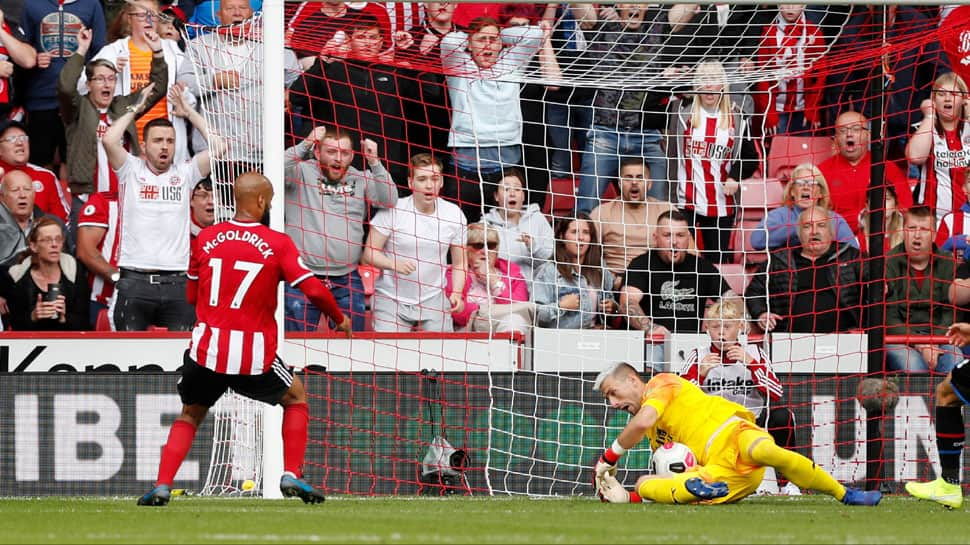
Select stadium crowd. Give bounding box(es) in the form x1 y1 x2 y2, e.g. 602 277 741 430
0 1 968 378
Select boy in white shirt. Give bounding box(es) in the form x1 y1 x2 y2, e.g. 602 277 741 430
363 154 467 331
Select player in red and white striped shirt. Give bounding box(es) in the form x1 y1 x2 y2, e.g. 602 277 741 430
76 191 120 328
909 72 970 229
139 172 351 507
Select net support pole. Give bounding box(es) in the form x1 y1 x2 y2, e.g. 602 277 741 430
863 3 888 493
261 0 285 500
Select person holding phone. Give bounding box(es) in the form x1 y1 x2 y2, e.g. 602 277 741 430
0 217 86 330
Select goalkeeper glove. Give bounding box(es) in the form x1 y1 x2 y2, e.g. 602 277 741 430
593 439 625 487
597 474 643 504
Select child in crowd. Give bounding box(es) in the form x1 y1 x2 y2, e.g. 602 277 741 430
679 298 800 495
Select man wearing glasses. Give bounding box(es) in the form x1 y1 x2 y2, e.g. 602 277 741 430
818 110 913 238
57 25 167 245
0 120 70 223
77 1 196 166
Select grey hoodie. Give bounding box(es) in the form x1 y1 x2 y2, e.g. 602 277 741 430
481 203 554 288
284 140 397 276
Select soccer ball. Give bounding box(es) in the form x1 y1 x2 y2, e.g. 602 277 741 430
651 442 697 477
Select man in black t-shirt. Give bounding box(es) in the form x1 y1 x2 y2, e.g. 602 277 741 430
621 210 727 371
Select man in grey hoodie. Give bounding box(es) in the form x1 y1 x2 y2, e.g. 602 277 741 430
283 125 398 331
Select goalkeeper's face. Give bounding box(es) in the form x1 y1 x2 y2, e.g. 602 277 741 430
599 372 643 416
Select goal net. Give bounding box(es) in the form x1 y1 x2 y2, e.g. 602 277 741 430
184 2 970 497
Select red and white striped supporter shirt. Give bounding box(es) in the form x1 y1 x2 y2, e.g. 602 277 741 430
753 15 825 127
77 192 120 305
937 205 970 247
679 343 783 418
188 220 340 375
676 108 736 218
914 121 970 228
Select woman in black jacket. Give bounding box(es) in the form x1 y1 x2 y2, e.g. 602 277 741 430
1 217 86 330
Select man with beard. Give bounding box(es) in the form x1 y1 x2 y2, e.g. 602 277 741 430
818 110 913 238
283 125 397 331
289 12 414 187
744 205 863 335
589 158 675 283
101 79 214 331
621 210 727 372
573 3 676 213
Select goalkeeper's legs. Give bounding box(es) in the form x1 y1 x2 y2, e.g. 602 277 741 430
740 429 847 501
634 471 730 504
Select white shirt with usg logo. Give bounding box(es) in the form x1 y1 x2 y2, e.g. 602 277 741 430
116 154 202 271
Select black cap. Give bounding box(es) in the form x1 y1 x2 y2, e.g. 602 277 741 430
0 119 27 138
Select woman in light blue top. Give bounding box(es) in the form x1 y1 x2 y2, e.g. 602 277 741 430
751 163 858 251
533 214 617 329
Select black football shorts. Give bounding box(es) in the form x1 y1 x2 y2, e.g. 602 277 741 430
177 350 294 407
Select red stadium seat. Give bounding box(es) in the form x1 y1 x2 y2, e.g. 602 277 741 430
731 224 769 267
358 265 379 297
715 262 751 294
542 177 577 217
767 136 836 182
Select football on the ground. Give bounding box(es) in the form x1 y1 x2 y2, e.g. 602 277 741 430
651 442 697 477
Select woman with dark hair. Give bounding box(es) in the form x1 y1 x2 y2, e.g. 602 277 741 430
532 213 616 329
1 217 86 330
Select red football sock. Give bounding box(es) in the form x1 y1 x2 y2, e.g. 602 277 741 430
156 419 197 486
282 402 310 478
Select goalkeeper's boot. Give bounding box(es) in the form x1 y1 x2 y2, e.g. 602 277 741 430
280 473 326 504
905 478 963 509
137 484 171 507
684 477 729 500
841 487 882 506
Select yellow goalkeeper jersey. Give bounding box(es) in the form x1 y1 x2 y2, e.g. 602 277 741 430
641 373 756 465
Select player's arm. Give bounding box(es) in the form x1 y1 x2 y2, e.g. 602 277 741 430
297 276 350 335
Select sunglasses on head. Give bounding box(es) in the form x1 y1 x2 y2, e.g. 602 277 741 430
469 241 498 250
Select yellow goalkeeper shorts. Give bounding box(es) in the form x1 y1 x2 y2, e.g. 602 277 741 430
638 420 769 504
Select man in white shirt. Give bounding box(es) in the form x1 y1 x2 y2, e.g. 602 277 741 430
362 153 466 332
102 82 215 331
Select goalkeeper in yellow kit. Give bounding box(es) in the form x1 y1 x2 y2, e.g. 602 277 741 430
592 363 882 505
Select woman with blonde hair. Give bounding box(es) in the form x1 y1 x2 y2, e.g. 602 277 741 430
669 59 759 263
908 71 970 227
750 163 857 251
445 223 533 335
859 185 905 255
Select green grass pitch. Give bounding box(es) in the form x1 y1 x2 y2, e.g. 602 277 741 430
0 495 963 544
